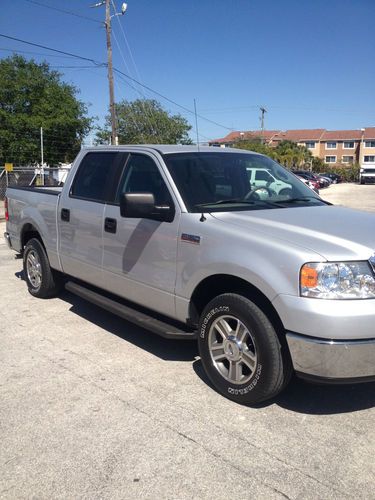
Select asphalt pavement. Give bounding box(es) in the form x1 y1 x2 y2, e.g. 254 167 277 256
1 185 375 499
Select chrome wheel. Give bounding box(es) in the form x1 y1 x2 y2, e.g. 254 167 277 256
208 315 257 385
26 249 42 289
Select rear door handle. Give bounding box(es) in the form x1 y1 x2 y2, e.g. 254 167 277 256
61 208 70 222
104 217 117 234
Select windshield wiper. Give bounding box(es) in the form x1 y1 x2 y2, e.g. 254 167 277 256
279 196 331 205
195 199 255 207
195 198 286 209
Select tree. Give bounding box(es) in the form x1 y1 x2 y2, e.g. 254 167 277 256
233 138 312 168
95 99 193 145
0 55 92 166
232 138 276 158
273 140 312 168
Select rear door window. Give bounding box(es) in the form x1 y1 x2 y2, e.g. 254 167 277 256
71 152 127 202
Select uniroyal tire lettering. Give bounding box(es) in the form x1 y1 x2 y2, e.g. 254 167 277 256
200 306 230 339
228 364 262 395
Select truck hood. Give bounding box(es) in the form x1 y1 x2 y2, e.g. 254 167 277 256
211 205 375 261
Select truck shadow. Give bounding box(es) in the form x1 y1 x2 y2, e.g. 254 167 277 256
15 272 375 415
193 361 375 415
60 290 198 362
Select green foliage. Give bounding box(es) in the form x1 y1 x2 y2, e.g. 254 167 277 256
330 164 360 182
232 138 276 158
234 138 312 168
0 55 92 166
310 156 326 172
273 140 312 168
96 99 193 145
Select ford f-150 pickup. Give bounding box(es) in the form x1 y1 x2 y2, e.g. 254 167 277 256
4 145 375 404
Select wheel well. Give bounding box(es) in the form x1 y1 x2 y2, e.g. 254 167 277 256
189 274 284 333
21 224 44 251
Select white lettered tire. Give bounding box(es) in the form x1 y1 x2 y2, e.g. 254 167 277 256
198 293 291 404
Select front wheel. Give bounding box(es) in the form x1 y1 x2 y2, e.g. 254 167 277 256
23 238 63 298
198 293 291 404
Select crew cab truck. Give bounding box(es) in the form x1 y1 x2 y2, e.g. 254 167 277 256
4 146 375 405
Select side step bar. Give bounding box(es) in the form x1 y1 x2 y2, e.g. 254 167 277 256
65 281 197 340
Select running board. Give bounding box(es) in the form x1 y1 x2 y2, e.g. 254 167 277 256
65 281 197 340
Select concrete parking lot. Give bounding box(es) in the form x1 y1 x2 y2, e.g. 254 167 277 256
320 182 375 212
1 184 374 499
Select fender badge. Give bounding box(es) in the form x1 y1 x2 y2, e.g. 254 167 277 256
181 233 201 245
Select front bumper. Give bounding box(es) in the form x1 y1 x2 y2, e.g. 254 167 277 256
286 332 375 382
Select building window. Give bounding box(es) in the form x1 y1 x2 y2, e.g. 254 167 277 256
326 142 337 149
342 156 354 164
365 141 375 148
305 141 315 149
343 141 355 149
364 156 375 162
325 156 337 163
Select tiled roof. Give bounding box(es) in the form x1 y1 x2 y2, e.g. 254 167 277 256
364 127 375 139
210 127 375 144
273 129 325 141
210 130 280 144
321 130 362 141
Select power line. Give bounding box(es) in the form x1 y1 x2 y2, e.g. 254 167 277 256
0 32 233 132
21 0 101 24
0 47 79 59
0 34 105 67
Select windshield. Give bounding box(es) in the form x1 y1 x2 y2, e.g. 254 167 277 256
163 152 325 212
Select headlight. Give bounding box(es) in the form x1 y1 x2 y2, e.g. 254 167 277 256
300 261 375 299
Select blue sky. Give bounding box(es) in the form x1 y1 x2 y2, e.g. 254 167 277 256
1 0 374 143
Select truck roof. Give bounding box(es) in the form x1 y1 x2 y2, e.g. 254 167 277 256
81 145 258 155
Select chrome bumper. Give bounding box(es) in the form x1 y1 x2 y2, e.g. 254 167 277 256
286 332 375 382
4 232 12 249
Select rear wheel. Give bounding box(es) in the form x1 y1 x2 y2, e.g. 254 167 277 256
198 293 291 404
23 238 62 298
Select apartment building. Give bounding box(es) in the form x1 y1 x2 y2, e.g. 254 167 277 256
210 127 375 166
361 127 375 166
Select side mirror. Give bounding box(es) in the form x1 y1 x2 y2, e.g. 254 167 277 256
120 193 175 222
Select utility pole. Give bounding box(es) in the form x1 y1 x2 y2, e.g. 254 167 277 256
105 0 117 145
40 127 44 167
92 1 127 145
40 126 45 185
259 106 267 144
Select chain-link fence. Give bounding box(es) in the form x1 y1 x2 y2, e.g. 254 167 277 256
0 167 71 200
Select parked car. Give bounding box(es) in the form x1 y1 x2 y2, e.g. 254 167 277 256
4 146 375 405
295 175 319 194
293 170 330 189
321 172 342 184
317 174 333 186
359 166 375 184
314 174 331 188
295 173 320 191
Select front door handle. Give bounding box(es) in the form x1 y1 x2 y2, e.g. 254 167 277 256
61 208 70 222
104 217 117 234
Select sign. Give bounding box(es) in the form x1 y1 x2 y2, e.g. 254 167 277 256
5 163 13 172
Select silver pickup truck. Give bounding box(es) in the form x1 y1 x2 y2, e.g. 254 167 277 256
4 146 375 404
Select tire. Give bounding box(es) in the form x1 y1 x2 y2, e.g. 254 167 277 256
360 178 365 185
23 238 62 298
198 293 291 405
